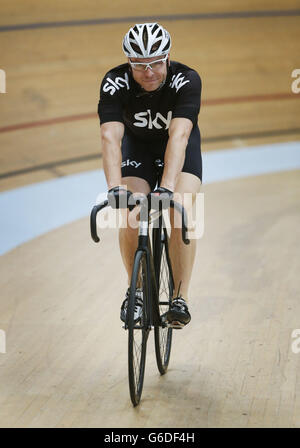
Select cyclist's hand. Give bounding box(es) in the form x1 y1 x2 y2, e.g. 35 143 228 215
107 186 134 209
148 186 173 210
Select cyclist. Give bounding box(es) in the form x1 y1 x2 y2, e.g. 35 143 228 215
98 22 202 328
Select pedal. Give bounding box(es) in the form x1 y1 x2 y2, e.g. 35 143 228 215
167 320 185 329
161 314 167 322
161 313 185 329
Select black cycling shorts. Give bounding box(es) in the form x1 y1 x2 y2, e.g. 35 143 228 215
121 125 202 190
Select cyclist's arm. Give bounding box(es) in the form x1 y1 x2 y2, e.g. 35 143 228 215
160 117 193 192
101 121 125 190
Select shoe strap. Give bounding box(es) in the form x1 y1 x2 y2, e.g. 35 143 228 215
124 289 143 306
135 296 143 306
172 297 188 309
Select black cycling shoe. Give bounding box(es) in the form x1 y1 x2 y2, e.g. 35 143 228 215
120 288 143 323
165 297 191 329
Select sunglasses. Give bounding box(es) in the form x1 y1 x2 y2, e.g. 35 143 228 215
129 55 168 72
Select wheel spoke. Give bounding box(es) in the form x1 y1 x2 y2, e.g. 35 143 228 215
154 233 173 375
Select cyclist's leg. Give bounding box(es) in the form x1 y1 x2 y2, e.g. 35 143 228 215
119 176 151 285
169 172 201 300
168 125 202 301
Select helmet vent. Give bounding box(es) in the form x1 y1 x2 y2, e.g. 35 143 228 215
150 42 160 53
142 26 148 48
131 42 143 55
161 39 170 53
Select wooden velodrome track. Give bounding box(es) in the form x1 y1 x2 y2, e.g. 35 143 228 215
0 0 300 428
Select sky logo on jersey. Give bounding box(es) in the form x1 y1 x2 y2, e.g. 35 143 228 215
103 73 130 96
134 110 172 130
169 73 190 92
121 159 142 168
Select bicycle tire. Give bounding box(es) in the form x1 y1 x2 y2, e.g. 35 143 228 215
128 250 149 406
154 226 174 375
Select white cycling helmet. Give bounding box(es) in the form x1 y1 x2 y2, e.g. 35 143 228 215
122 22 171 58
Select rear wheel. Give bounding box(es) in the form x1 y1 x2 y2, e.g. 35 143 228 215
154 227 174 375
128 250 149 406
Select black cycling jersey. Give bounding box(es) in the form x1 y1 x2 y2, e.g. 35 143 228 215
98 60 201 141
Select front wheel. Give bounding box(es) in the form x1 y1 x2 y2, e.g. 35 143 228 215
128 250 149 406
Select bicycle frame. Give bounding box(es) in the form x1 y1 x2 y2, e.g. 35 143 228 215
90 160 191 406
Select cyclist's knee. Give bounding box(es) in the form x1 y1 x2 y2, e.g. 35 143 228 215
174 172 201 198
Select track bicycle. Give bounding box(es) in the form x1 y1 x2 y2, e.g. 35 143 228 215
90 160 190 406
